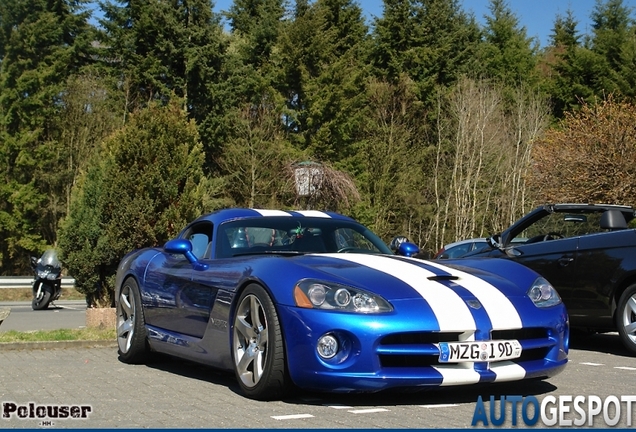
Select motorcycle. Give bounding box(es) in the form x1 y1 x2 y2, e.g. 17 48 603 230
30 249 62 310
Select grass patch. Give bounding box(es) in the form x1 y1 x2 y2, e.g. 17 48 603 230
0 327 115 343
0 288 85 302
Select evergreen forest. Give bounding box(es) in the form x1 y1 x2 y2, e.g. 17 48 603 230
2 0 636 303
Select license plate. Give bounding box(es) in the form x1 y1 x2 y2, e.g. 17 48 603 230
437 340 522 363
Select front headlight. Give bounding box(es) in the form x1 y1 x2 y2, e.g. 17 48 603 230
294 279 393 313
527 277 562 308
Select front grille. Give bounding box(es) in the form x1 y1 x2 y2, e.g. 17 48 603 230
377 328 553 368
492 328 547 340
380 332 463 345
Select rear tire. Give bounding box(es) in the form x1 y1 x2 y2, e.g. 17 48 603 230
32 283 52 310
616 284 636 355
117 278 150 363
232 284 289 400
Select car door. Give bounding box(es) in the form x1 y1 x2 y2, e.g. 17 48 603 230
506 236 579 305
143 222 216 338
568 229 636 328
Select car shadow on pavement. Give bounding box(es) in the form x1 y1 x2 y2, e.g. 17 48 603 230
132 353 244 394
293 379 557 407
569 331 632 357
130 352 558 406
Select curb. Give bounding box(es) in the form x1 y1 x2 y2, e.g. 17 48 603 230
0 339 117 351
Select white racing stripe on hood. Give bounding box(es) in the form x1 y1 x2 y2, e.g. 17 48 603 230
422 260 523 330
252 209 292 217
324 254 476 332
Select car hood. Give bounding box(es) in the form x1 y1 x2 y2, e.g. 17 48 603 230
263 253 532 331
259 253 538 300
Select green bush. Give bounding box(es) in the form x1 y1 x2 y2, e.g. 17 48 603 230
58 100 228 306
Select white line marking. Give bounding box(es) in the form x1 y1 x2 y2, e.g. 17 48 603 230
271 414 314 420
614 366 636 370
348 408 389 414
419 404 459 408
326 405 353 409
580 362 604 366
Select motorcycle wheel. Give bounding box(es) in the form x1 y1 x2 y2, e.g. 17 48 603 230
32 284 52 310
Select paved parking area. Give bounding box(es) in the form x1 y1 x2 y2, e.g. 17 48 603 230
0 346 244 429
2 336 636 429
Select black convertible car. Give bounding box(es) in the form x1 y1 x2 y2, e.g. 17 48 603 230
458 203 636 354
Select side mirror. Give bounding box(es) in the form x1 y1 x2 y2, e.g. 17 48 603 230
397 241 420 257
164 239 208 270
487 234 503 250
389 236 410 252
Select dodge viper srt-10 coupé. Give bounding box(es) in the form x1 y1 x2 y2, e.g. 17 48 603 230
115 208 568 400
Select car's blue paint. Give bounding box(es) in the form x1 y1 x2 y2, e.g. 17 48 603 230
115 208 568 394
397 241 420 257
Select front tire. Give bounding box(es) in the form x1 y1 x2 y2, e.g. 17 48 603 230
32 283 52 310
616 284 636 355
117 278 150 363
232 284 289 400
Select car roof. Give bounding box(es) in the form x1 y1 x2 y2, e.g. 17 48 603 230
500 203 636 244
191 208 356 226
534 203 635 224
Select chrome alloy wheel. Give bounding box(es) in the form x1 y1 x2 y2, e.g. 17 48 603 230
619 291 636 346
117 284 136 354
233 294 269 388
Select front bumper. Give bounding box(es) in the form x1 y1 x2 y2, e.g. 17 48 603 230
277 303 569 393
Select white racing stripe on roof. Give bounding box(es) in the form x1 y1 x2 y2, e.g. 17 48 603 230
324 254 475 332
295 210 332 218
423 260 522 330
252 209 292 217
490 361 526 382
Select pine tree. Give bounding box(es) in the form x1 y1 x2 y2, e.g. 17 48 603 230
98 0 228 170
588 0 635 97
371 0 481 102
477 0 539 88
543 9 595 117
277 0 370 162
0 0 96 274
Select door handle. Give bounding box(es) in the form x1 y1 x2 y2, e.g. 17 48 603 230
558 257 574 267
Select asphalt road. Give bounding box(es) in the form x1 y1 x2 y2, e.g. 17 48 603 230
1 331 635 429
0 300 87 332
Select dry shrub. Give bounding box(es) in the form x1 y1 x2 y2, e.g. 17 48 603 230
528 97 636 206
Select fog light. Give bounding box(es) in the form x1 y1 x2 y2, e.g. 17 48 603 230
317 334 338 359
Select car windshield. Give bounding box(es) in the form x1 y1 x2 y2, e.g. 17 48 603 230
512 211 603 243
217 217 392 258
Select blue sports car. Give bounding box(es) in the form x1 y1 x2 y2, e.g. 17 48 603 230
115 208 569 400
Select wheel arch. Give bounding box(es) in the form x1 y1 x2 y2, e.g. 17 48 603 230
229 278 290 346
228 278 293 376
612 274 636 318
